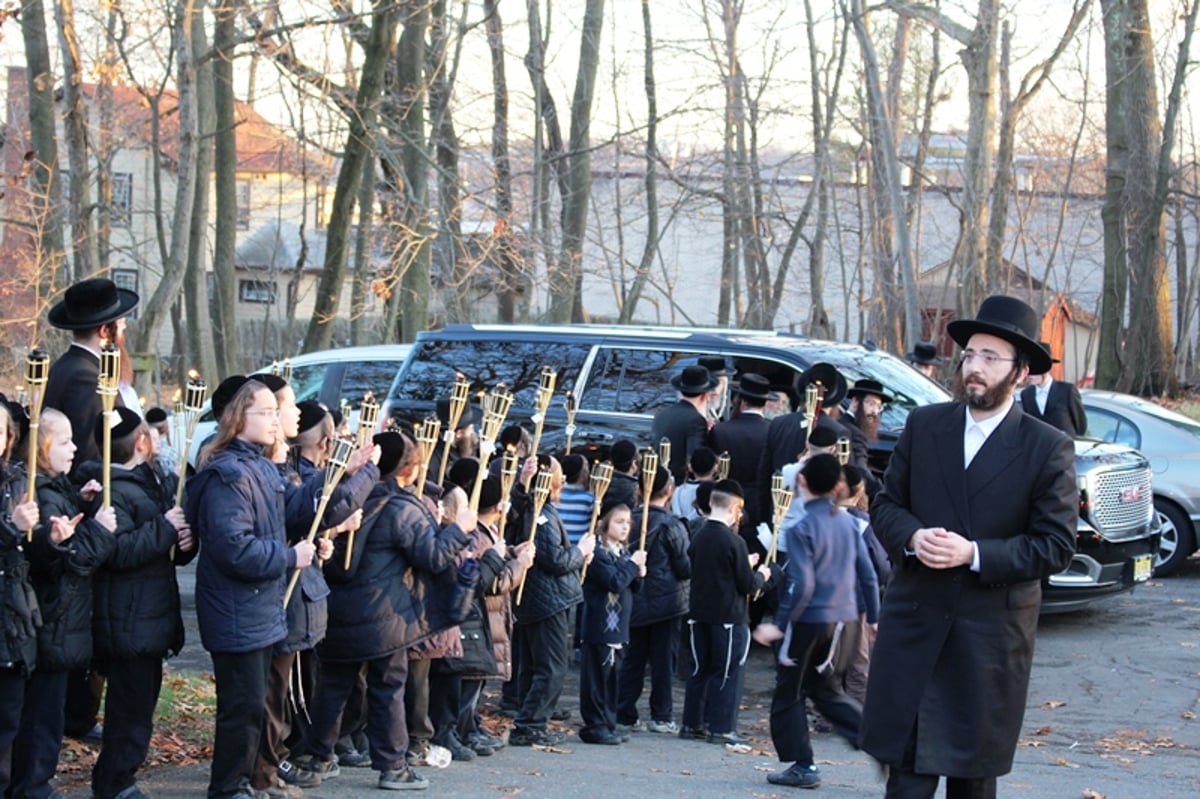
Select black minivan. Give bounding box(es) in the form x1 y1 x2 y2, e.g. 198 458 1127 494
383 323 1158 612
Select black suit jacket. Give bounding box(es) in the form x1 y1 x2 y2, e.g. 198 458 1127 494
709 411 770 542
754 412 857 528
860 401 1077 778
44 345 125 473
1019 381 1087 437
650 400 708 486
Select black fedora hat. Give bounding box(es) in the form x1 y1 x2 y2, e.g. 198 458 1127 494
946 295 1051 374
795 362 847 407
731 373 779 402
670 365 718 397
47 278 139 331
906 341 943 366
847 378 894 404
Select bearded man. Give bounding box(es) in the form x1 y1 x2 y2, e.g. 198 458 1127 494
860 295 1077 799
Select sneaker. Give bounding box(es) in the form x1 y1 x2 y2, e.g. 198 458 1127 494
767 763 821 788
706 730 749 745
462 733 496 757
291 754 340 780
405 745 429 768
258 778 302 799
646 719 678 734
677 726 706 741
508 727 565 747
614 720 645 734
337 747 372 767
378 767 430 791
443 736 476 762
276 760 321 788
470 730 506 751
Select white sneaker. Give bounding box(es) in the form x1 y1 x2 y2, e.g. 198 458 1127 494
647 719 679 734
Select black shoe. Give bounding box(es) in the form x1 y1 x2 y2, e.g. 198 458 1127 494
80 723 104 745
706 730 749 745
767 763 821 788
443 736 477 762
578 731 622 745
508 727 565 747
677 726 706 741
550 708 571 722
336 747 371 767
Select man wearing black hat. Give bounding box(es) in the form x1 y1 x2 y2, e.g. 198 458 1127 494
428 398 480 485
1018 343 1087 437
698 356 730 424
906 341 943 380
652 366 716 486
709 373 776 553
679 479 772 746
860 296 1077 799
44 277 141 475
43 277 139 745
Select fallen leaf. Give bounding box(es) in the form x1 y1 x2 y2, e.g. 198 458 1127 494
1183 710 1196 720
1081 790 1105 799
1042 700 1067 709
1033 725 1053 735
1055 757 1079 768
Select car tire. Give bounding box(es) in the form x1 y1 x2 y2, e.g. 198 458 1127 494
1152 498 1195 577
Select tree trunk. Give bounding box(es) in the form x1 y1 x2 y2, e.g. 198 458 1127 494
350 162 376 346
429 0 467 323
548 0 605 323
484 0 520 322
135 0 199 363
211 0 239 374
395 1 431 341
21 0 68 294
184 0 217 382
53 0 96 281
304 1 398 352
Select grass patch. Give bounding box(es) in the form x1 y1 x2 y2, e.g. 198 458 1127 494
54 668 216 788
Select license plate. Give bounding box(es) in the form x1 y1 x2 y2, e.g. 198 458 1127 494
1133 554 1153 582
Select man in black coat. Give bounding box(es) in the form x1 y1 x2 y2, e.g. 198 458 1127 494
652 365 716 486
1018 342 1087 437
43 278 140 475
709 373 776 542
860 296 1077 799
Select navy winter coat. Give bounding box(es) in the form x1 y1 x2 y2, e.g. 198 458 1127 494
629 505 690 627
0 467 40 675
318 480 470 662
186 439 297 654
512 502 584 625
580 546 640 645
27 472 114 671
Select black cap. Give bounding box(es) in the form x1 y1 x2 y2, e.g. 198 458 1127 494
297 401 328 435
144 407 168 425
808 426 838 449
210 375 250 419
478 475 503 511
801 453 842 495
561 453 586 484
650 465 672 496
447 457 481 491
249 372 288 394
94 406 143 448
712 478 744 499
374 431 409 477
610 439 638 471
689 446 717 476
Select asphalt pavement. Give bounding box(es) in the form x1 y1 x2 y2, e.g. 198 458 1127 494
53 558 1200 798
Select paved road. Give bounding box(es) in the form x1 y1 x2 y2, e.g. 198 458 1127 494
58 557 1200 798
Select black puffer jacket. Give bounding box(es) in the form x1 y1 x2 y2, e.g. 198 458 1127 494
318 481 470 662
28 472 114 672
90 462 196 661
512 502 584 626
629 505 691 627
0 467 40 675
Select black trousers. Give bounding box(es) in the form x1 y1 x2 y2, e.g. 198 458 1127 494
769 621 862 766
428 667 461 747
515 609 571 731
209 648 272 799
886 717 997 799
10 668 68 799
92 656 163 799
252 651 297 790
500 625 523 709
404 658 433 752
306 652 409 772
457 679 485 739
579 643 621 738
616 617 680 725
681 621 748 735
336 663 368 749
63 666 102 737
0 667 26 796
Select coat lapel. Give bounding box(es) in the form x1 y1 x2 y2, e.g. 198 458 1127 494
933 406 971 531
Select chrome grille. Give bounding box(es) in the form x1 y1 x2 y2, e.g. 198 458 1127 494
1088 466 1153 541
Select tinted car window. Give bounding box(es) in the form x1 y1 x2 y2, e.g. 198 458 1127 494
1085 407 1142 449
288 363 327 404
341 360 404 404
583 348 695 414
392 339 590 410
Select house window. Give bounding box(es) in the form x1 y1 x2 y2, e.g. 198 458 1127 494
112 268 138 320
237 181 251 229
112 173 133 226
239 279 276 304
